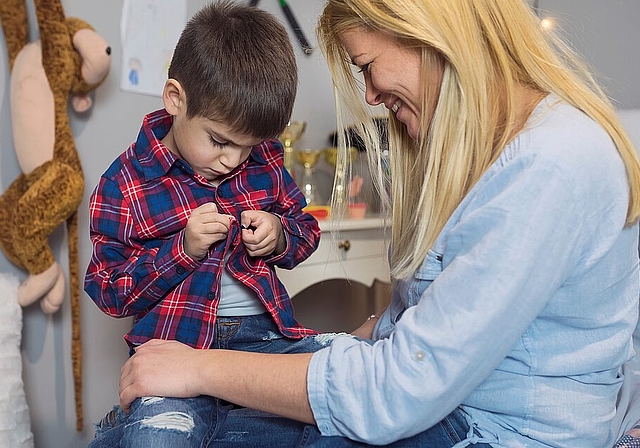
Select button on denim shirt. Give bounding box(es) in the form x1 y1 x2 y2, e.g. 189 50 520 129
308 97 640 447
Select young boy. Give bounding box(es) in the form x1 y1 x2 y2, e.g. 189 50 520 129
85 2 330 446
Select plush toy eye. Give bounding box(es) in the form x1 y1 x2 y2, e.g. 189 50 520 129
105 46 111 55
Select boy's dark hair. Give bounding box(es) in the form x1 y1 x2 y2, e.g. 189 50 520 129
168 0 297 140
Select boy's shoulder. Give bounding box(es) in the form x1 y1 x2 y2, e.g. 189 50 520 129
251 138 285 166
100 144 143 183
100 109 172 183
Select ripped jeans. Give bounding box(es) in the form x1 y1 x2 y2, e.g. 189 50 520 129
90 401 492 447
89 313 341 448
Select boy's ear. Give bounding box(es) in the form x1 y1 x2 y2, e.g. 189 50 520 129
163 78 184 115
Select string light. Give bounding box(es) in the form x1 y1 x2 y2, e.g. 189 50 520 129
532 0 555 31
540 17 555 30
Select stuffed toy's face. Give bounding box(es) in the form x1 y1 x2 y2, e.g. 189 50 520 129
73 27 110 86
69 25 111 113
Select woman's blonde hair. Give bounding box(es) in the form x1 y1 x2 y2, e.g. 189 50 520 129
318 0 640 280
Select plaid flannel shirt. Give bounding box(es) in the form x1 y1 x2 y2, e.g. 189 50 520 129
84 109 320 349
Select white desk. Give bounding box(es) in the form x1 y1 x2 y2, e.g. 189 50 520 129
277 216 390 297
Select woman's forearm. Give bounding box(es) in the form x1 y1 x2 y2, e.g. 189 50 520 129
119 339 316 424
200 349 316 423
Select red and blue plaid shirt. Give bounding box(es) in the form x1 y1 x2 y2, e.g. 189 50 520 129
84 109 321 349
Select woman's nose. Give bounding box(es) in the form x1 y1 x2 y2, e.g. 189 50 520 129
364 77 382 106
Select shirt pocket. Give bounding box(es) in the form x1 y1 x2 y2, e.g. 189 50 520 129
377 249 445 334
414 249 443 281
404 249 444 308
221 189 275 213
242 190 274 212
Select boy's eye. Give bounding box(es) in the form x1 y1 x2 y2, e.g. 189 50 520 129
210 136 227 148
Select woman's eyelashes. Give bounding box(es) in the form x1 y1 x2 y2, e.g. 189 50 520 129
358 62 370 73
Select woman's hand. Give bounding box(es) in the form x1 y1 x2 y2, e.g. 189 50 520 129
119 339 202 411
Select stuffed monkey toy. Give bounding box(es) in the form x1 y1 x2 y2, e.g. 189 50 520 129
0 0 111 431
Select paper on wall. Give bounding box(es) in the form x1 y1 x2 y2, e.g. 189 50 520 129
120 0 186 97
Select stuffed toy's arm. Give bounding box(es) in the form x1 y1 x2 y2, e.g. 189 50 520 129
0 0 28 69
34 0 75 97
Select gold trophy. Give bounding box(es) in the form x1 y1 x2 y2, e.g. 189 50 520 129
295 148 324 206
279 121 306 175
324 146 358 209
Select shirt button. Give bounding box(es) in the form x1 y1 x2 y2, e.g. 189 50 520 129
176 266 185 275
207 292 215 300
414 350 426 361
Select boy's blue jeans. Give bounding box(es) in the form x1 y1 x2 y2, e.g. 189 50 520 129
89 313 491 447
90 401 489 447
90 313 337 448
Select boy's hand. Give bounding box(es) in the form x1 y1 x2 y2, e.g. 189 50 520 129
184 203 232 260
240 210 286 257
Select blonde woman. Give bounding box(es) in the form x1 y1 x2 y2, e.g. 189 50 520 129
115 0 640 446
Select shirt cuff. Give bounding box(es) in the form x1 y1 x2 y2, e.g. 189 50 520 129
265 215 292 264
153 230 199 280
308 347 338 436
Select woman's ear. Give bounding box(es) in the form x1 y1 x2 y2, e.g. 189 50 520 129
162 78 184 115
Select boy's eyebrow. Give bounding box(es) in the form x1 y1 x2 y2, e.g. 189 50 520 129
210 129 260 148
211 131 233 145
208 128 241 147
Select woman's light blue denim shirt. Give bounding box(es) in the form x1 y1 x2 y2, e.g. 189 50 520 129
308 97 640 447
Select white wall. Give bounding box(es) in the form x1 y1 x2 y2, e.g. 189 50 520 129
0 1 638 447
620 109 640 152
539 0 640 109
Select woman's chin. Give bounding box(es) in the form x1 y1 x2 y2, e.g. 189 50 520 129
405 123 419 140
397 112 419 140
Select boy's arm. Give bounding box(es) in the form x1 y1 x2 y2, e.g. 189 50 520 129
264 169 320 269
84 177 199 317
